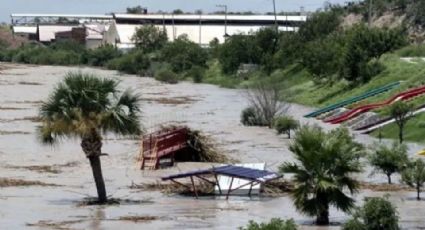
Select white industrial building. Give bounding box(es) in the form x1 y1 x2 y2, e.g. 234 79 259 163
11 13 307 50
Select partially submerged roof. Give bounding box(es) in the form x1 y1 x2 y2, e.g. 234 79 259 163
162 165 281 183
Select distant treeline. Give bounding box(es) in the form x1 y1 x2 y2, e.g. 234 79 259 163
0 2 420 86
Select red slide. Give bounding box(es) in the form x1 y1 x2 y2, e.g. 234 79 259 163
325 85 425 124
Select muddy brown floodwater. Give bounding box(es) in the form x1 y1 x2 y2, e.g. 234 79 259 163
0 63 424 230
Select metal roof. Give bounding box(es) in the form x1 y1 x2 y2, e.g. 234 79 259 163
13 26 37 34
162 165 281 183
11 13 113 19
114 14 307 22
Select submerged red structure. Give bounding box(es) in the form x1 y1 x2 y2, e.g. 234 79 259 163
139 127 189 170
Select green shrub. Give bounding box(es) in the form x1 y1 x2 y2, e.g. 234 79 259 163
240 107 266 126
239 218 297 230
342 196 399 230
341 25 407 83
154 69 179 84
186 66 205 83
273 116 299 138
106 50 150 75
50 40 86 53
86 44 122 66
160 35 208 73
132 25 168 53
396 44 425 57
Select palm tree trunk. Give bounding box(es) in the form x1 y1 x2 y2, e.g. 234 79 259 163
81 131 107 203
316 209 329 225
387 173 392 184
316 194 329 225
89 155 107 203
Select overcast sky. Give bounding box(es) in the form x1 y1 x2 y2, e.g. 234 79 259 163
1 0 348 23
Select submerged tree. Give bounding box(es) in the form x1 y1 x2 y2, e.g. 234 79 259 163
273 116 299 138
369 142 408 184
342 196 400 230
402 158 425 200
244 81 290 128
390 101 413 143
38 72 142 203
240 218 298 230
280 125 364 225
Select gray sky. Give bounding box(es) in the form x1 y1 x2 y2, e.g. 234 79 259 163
1 0 348 23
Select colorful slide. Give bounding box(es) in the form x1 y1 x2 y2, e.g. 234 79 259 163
304 82 400 118
356 104 425 134
325 85 425 124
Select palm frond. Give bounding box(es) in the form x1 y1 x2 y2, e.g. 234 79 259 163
38 72 143 143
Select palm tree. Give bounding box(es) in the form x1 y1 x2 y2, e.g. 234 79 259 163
38 72 142 203
280 125 364 225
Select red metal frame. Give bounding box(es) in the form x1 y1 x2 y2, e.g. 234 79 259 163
140 127 189 170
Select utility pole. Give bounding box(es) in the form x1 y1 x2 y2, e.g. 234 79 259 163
368 0 373 27
273 0 278 33
216 4 228 38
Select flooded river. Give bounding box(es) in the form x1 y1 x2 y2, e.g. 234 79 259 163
0 64 424 229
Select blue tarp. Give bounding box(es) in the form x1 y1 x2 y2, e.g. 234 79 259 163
162 165 281 183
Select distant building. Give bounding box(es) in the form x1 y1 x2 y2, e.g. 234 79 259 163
38 25 76 43
104 14 306 50
11 13 307 50
12 26 37 40
55 27 86 44
85 24 110 49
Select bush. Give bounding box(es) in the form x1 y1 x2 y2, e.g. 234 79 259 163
154 69 179 84
132 25 168 53
301 33 345 81
342 197 399 230
218 34 260 74
244 82 289 127
86 44 122 66
396 44 425 57
239 218 297 230
273 116 299 138
160 35 208 73
241 107 266 126
186 66 205 83
340 25 407 83
106 50 150 75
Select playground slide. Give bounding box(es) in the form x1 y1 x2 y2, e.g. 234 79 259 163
357 105 425 134
304 82 400 118
325 85 425 124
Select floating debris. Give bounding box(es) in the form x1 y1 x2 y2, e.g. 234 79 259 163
0 178 60 187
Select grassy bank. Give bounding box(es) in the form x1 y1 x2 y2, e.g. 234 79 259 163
204 53 425 143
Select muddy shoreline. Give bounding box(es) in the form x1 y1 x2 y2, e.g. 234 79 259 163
1 63 425 229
